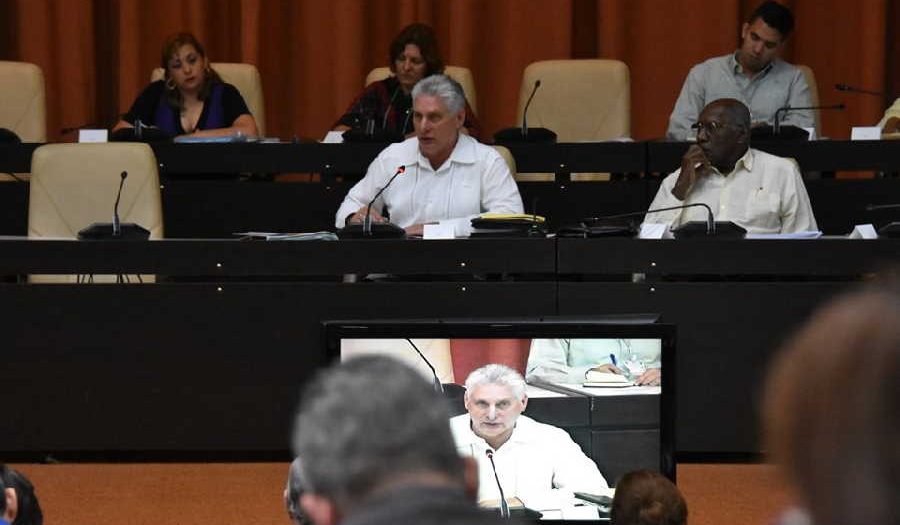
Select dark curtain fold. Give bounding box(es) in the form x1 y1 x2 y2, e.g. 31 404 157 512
0 0 893 143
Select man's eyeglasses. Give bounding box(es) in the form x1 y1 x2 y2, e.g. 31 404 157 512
691 121 730 135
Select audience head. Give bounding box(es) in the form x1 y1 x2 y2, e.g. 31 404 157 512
284 457 310 525
292 355 465 525
160 32 221 104
463 364 528 450
763 285 900 525
611 469 687 525
389 23 444 93
739 1 794 73
411 74 466 166
695 99 751 172
0 466 42 525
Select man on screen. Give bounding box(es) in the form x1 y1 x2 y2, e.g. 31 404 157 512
335 74 522 237
450 364 609 511
666 1 813 140
645 98 817 234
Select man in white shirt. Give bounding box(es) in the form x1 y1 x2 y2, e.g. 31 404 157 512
646 98 817 234
336 74 523 237
666 1 812 140
450 364 609 511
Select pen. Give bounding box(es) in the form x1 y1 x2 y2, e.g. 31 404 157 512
609 353 617 367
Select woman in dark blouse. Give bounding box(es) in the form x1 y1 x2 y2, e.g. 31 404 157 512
112 32 258 138
333 23 480 140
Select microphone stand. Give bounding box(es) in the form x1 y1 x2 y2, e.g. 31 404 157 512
485 450 510 518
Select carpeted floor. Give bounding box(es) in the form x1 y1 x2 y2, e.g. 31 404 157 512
10 462 794 525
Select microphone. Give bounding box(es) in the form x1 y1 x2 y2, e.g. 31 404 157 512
772 104 845 135
865 203 900 212
405 338 443 393
493 80 557 144
565 203 746 239
521 80 540 138
485 449 510 518
337 165 407 239
112 171 126 236
364 165 405 235
77 170 151 240
835 83 884 97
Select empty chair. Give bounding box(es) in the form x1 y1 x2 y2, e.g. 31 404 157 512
0 60 46 142
365 65 478 115
152 62 266 136
795 65 820 133
515 59 630 181
28 143 164 283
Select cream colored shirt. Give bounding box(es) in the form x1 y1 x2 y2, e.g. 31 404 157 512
644 148 818 234
877 97 900 129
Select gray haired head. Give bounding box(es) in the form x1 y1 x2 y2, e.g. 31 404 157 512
285 457 307 525
412 74 466 115
464 364 527 400
292 355 463 512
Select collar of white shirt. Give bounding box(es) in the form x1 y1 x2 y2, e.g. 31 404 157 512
710 146 754 177
410 133 478 172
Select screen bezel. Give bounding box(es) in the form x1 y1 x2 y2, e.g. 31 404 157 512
323 316 676 486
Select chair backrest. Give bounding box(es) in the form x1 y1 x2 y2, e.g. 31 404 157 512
151 62 266 135
29 143 164 239
491 145 517 177
0 61 46 142
796 64 820 133
517 59 630 142
365 65 478 115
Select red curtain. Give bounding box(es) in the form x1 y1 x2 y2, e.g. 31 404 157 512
1 0 895 143
450 338 531 383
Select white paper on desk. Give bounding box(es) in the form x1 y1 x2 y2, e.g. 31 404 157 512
423 223 455 239
848 224 878 239
322 131 344 144
851 126 881 141
78 129 108 143
639 223 667 239
745 230 823 239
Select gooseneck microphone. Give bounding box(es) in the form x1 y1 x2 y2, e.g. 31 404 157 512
112 171 127 236
773 104 845 134
586 203 715 233
835 83 884 97
493 79 557 144
866 203 900 212
363 165 406 235
77 170 151 240
521 80 541 139
405 338 443 393
485 449 510 518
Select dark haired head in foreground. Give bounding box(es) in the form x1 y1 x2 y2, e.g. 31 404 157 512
764 284 900 525
292 355 511 525
0 465 43 525
611 469 686 525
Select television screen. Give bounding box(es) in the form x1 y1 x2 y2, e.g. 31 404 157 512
323 317 676 521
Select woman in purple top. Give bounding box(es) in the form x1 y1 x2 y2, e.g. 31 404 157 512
113 32 258 138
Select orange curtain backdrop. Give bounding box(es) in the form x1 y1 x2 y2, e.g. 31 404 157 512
0 0 894 142
450 338 531 383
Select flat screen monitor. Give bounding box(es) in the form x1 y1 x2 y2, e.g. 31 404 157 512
323 316 676 521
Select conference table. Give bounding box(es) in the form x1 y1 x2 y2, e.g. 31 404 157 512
1 236 897 462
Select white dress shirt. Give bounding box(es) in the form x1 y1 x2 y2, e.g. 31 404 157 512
667 53 813 141
526 338 662 384
449 413 608 511
644 148 818 234
335 134 523 236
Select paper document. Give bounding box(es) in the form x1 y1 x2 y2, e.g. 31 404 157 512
236 231 338 241
745 230 822 239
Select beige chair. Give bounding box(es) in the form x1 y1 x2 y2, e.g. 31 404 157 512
151 63 266 135
491 145 517 177
0 61 46 182
0 61 46 142
515 59 630 181
365 65 478 115
28 143 164 283
796 65 820 133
